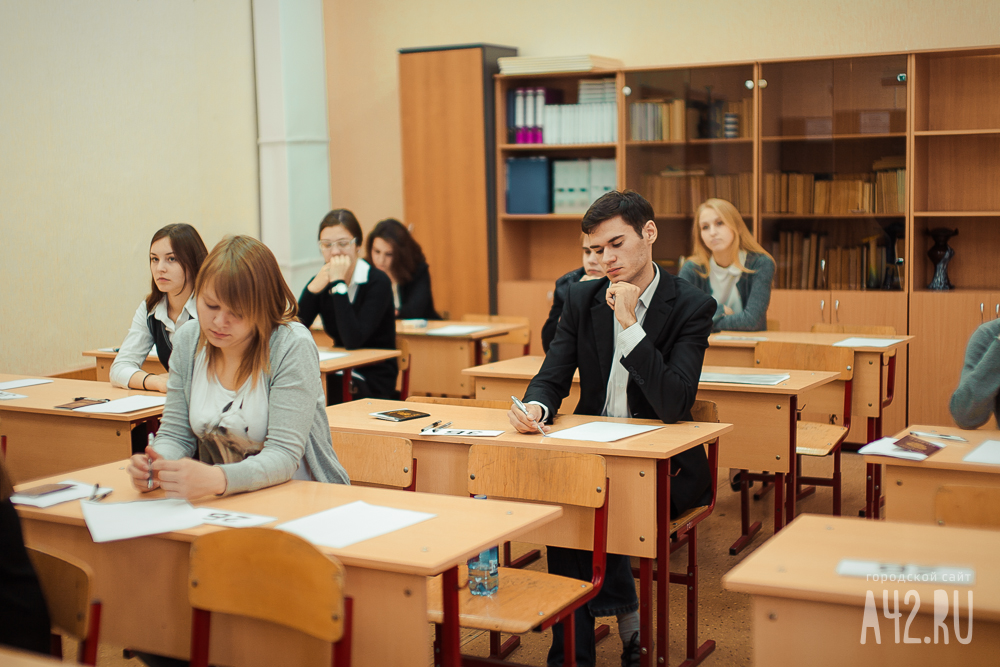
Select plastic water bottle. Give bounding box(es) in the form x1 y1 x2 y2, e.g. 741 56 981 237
468 495 499 596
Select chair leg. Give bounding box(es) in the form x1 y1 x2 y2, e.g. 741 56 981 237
795 454 816 501
752 477 772 501
729 470 761 555
50 634 62 659
676 528 715 667
563 615 577 667
78 601 102 665
190 608 211 667
333 597 353 666
489 631 520 659
773 472 785 534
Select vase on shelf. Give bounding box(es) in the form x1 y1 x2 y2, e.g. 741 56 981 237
927 227 958 291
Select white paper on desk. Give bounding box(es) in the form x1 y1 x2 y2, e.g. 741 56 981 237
318 351 350 361
425 324 491 336
713 335 768 342
277 500 436 549
81 498 203 543
832 337 905 348
98 347 118 352
0 378 53 390
0 391 27 400
858 437 934 461
74 395 166 413
700 372 790 386
10 480 95 508
909 430 967 442
194 507 277 528
963 440 1000 465
422 428 504 437
837 559 975 585
547 421 663 443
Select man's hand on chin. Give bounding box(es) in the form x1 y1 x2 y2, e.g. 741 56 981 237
606 282 640 329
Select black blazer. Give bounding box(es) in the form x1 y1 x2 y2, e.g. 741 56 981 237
541 267 586 353
298 262 398 399
524 270 717 517
397 262 441 320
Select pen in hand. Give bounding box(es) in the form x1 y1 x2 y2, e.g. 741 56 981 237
511 396 549 437
147 432 154 489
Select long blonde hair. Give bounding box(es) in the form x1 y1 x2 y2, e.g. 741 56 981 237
195 236 298 389
688 198 772 278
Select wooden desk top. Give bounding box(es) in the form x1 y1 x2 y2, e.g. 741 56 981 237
395 320 524 340
16 460 561 578
318 347 401 372
0 374 163 421
326 398 732 459
83 348 158 361
709 331 913 351
862 424 1000 475
462 357 839 396
723 514 1000 621
0 647 71 666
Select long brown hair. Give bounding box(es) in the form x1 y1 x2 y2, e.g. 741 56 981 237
365 218 427 284
145 224 209 312
194 236 297 389
687 198 772 278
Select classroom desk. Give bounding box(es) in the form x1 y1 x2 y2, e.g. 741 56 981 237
723 514 999 666
864 424 1000 525
82 349 165 382
462 357 840 549
317 347 402 404
0 374 162 484
395 320 527 397
326 398 733 667
17 461 560 667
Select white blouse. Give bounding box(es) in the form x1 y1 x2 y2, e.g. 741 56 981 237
109 295 198 388
708 250 747 316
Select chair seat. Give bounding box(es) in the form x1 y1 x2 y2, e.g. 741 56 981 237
796 421 849 457
670 505 710 534
427 566 593 633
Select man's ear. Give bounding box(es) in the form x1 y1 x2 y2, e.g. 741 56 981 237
644 220 658 244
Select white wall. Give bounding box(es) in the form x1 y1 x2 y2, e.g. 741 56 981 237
0 0 260 374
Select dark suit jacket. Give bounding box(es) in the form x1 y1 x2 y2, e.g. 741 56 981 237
397 262 441 320
541 266 586 353
524 269 716 517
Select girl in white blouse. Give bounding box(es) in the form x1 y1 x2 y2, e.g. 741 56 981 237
110 224 208 392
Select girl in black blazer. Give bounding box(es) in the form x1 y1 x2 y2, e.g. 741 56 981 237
298 209 397 401
366 218 441 320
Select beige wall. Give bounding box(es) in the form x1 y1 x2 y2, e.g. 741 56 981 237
323 0 1000 233
0 1 259 375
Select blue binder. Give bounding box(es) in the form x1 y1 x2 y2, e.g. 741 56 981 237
506 157 551 214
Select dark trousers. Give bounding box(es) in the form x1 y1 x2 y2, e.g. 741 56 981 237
545 548 638 667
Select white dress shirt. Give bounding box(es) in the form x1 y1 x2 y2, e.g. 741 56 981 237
347 258 371 303
109 295 197 388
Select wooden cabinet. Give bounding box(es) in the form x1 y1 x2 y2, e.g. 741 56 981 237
766 290 830 332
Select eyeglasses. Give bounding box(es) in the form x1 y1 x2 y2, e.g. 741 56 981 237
318 239 356 251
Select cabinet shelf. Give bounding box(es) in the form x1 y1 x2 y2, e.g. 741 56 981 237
762 213 905 219
626 138 753 146
913 211 1000 217
914 129 1000 137
500 213 584 222
500 143 615 151
760 132 905 142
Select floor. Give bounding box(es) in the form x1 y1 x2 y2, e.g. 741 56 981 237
67 452 869 667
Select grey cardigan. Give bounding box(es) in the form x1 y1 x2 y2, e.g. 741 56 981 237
950 318 1000 429
153 320 350 494
677 251 775 332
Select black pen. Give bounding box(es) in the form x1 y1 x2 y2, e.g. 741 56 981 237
74 397 110 403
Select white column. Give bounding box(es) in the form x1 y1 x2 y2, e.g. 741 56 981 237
252 0 331 295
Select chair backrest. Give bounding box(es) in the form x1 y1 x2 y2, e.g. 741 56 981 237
406 395 512 410
330 431 415 490
396 337 410 373
766 319 781 331
189 528 346 643
468 444 607 509
754 341 855 381
934 485 1000 529
26 545 94 641
462 314 531 347
690 398 719 425
810 323 897 336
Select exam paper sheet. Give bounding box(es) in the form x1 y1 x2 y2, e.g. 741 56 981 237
81 498 204 543
425 325 491 336
832 337 905 348
277 500 436 549
700 372 790 386
318 351 350 361
74 395 166 413
0 378 53 390
547 422 663 443
963 440 1000 465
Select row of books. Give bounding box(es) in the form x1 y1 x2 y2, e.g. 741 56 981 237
771 231 906 291
640 171 753 216
506 157 617 215
629 97 753 141
508 80 617 144
762 170 906 215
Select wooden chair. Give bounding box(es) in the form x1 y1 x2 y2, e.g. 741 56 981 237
463 314 531 359
754 342 854 517
26 545 102 666
188 528 353 667
397 337 411 400
934 485 1000 529
330 431 416 491
427 445 609 667
405 395 511 410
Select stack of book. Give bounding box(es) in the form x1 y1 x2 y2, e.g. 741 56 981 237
508 80 617 144
541 101 617 144
771 231 905 291
553 158 617 214
763 168 905 215
629 99 689 141
628 96 752 141
577 78 616 104
641 170 753 216
498 55 623 75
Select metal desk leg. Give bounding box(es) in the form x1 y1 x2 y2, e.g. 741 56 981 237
440 566 460 667
784 396 798 526
654 459 672 667
342 367 353 402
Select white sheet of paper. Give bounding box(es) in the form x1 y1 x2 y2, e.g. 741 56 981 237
277 500 436 549
963 440 1000 465
421 428 504 437
81 498 203 543
858 437 931 461
74 395 166 413
909 430 967 442
98 347 118 352
194 507 277 528
547 421 664 443
10 480 95 508
318 351 350 361
425 324 491 336
0 391 27 400
713 335 768 341
700 372 790 386
837 559 975 585
832 337 905 348
0 378 53 390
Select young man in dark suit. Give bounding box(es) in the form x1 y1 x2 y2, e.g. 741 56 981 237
509 190 716 667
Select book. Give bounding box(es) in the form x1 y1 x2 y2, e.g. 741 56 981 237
370 409 430 422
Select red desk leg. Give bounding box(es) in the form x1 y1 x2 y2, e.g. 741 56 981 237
784 396 798 526
639 557 653 667
342 367 353 402
440 566 460 667
654 459 671 667
474 341 483 367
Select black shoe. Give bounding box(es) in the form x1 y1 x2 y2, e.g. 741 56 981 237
621 631 641 667
730 472 754 492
